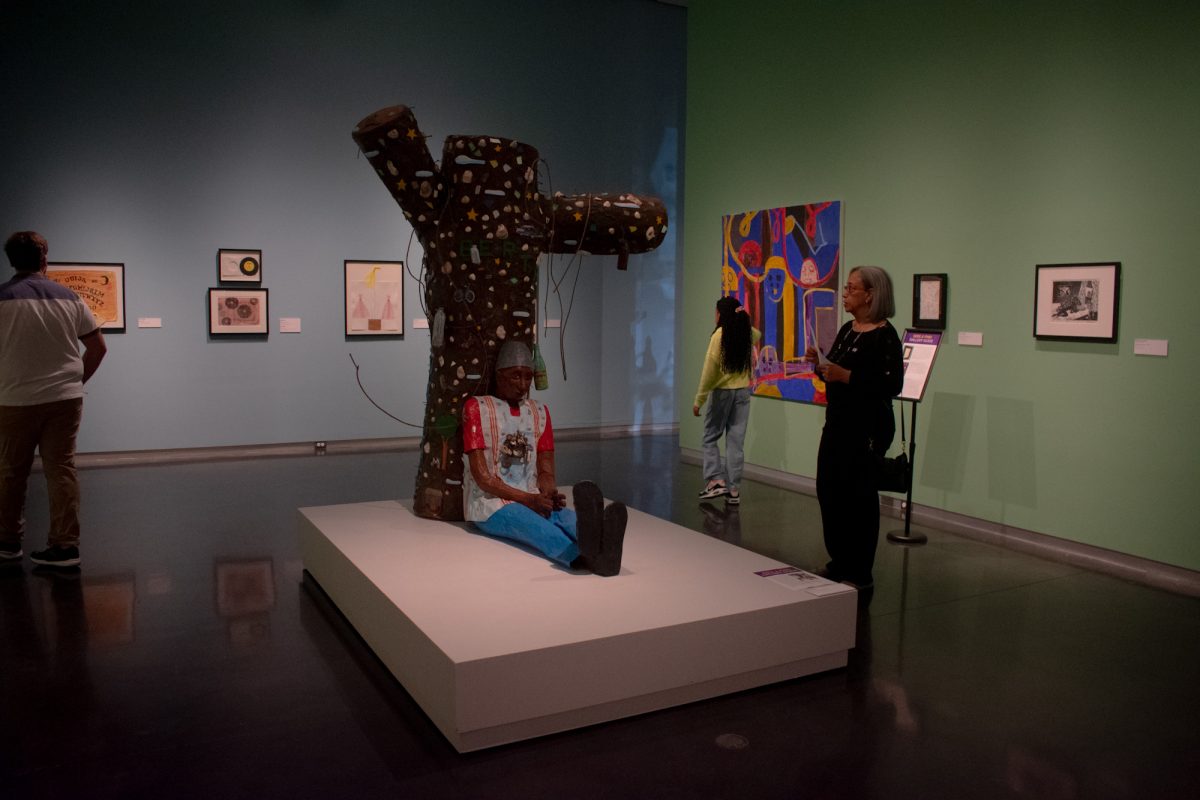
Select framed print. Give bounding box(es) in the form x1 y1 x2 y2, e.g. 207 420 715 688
345 260 404 336
217 248 262 283
912 273 947 330
46 262 126 332
1033 262 1120 343
208 287 268 335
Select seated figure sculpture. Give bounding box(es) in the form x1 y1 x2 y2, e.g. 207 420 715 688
462 341 625 576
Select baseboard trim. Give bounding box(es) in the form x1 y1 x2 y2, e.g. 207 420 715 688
680 446 1200 598
65 423 681 470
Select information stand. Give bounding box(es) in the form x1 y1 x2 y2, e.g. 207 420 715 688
887 330 942 546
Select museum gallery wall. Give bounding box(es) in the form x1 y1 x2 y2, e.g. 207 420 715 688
0 0 684 454
683 1 1200 572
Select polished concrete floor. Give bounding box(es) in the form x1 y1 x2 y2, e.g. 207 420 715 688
2 435 1197 799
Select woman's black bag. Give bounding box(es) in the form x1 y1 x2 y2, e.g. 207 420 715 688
877 451 910 493
876 402 911 493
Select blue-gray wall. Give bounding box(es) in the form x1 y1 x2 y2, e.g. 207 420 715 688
0 0 684 452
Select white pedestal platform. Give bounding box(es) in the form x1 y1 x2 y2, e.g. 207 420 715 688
298 499 857 752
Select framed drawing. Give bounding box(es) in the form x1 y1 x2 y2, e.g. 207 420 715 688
208 287 268 335
345 260 404 336
912 273 947 330
217 248 262 283
1034 262 1120 343
46 262 126 332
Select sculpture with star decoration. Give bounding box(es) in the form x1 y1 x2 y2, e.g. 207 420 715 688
352 105 668 520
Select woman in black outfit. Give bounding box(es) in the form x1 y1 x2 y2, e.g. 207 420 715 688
805 266 903 589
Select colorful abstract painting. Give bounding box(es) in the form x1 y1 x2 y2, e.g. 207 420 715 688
721 201 841 405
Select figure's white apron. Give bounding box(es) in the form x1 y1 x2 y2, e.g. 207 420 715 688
463 396 546 521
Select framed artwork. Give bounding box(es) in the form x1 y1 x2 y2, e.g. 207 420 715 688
912 273 947 330
1033 262 1120 343
722 200 842 405
46 262 126 332
208 287 268 335
345 260 404 336
217 248 262 283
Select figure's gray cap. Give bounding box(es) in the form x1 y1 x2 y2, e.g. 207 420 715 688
496 341 533 371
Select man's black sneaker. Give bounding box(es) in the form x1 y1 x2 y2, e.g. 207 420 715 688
0 542 22 561
30 546 81 568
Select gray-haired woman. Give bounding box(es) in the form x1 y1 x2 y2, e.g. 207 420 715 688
804 266 903 590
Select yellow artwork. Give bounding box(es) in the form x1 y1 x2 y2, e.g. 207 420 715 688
46 263 126 331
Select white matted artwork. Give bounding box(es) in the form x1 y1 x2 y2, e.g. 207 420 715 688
345 260 404 336
208 287 268 335
217 248 262 283
1034 262 1120 343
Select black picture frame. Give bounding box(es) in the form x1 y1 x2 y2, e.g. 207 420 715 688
217 248 263 283
46 262 127 332
1033 262 1120 343
912 273 947 330
208 287 269 336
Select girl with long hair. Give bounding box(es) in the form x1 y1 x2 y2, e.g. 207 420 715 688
693 296 759 504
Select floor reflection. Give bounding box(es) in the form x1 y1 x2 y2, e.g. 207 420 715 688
0 436 1196 798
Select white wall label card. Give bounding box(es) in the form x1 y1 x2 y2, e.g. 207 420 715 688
1134 339 1168 357
411 317 429 329
137 317 162 328
958 331 983 347
544 318 562 328
279 317 301 333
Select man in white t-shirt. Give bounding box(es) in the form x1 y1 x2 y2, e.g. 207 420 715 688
0 231 107 568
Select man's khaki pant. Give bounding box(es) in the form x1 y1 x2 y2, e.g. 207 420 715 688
0 398 84 549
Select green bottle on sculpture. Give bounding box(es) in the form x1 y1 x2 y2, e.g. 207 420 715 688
532 343 549 391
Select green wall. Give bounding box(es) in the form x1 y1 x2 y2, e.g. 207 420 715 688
682 0 1200 570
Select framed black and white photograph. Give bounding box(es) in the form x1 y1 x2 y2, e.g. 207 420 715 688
1034 262 1120 343
217 248 263 283
912 273 947 330
344 260 404 336
208 287 268 336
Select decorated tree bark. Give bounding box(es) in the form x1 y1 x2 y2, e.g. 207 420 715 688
352 105 668 520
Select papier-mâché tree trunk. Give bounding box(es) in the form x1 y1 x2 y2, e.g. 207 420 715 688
352 105 668 520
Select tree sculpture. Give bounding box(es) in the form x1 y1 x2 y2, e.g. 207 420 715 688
352 105 668 520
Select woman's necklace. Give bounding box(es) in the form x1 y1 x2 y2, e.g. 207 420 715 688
830 328 863 362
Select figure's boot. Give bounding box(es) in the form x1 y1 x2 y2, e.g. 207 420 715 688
591 501 627 577
573 481 604 571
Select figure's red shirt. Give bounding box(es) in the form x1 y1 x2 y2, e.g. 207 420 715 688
462 397 554 452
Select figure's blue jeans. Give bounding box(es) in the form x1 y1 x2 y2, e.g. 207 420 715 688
474 504 579 567
701 387 751 489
